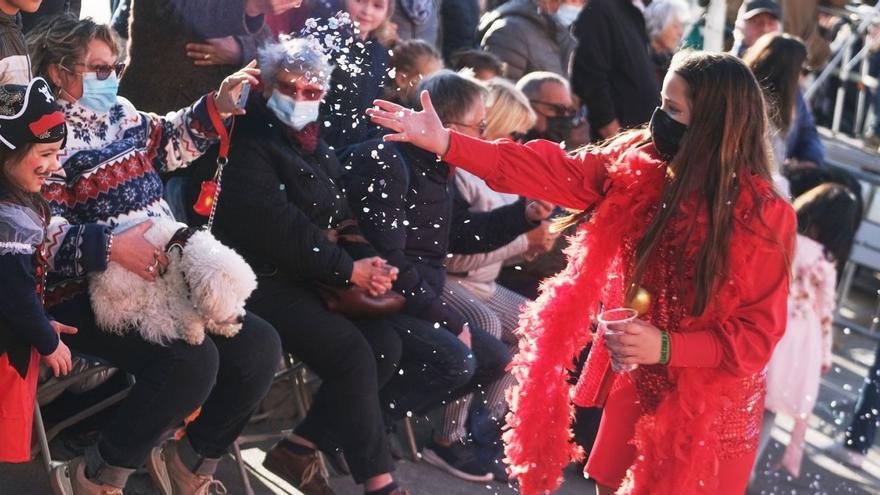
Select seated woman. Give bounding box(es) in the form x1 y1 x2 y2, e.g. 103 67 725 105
26 16 281 495
204 35 409 495
439 78 551 481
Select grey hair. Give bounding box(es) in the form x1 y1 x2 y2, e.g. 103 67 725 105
257 35 334 89
415 69 487 125
515 71 569 99
644 0 692 40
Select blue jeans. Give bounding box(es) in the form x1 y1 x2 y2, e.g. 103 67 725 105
845 341 880 454
380 313 511 418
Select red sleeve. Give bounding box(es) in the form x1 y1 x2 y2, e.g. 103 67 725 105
442 131 608 210
669 197 797 376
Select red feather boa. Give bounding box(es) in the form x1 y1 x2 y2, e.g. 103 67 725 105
503 142 782 494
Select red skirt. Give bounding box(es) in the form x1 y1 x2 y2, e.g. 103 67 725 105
584 377 757 494
0 348 39 463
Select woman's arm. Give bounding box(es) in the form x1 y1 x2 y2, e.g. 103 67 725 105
0 253 58 356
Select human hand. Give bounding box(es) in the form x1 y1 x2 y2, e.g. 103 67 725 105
187 37 243 67
42 340 73 377
244 0 302 16
525 200 554 222
351 257 398 296
215 60 261 117
458 322 472 349
368 91 452 156
597 119 620 139
109 221 169 282
525 221 555 252
603 319 663 366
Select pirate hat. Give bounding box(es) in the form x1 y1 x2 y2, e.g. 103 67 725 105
0 77 66 151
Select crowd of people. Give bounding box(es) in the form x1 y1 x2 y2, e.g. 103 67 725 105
0 0 878 495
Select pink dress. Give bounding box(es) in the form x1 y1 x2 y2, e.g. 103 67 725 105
764 234 836 477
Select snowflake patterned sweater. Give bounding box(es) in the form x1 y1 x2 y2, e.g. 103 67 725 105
41 94 222 303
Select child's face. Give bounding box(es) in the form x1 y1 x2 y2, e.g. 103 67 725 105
6 142 63 193
345 0 389 40
0 0 43 15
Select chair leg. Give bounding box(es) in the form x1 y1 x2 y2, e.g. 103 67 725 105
33 400 52 474
403 417 419 462
231 441 255 495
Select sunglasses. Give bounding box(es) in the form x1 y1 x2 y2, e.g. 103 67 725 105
449 119 488 136
275 80 325 101
529 99 577 119
64 62 126 81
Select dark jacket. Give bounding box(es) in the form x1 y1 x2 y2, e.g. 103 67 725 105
786 91 824 166
478 0 576 81
119 0 271 114
570 0 659 134
0 11 30 85
441 0 481 61
208 97 375 288
319 35 390 157
344 140 537 334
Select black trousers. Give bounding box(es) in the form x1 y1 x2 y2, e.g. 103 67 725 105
49 293 281 468
246 274 400 483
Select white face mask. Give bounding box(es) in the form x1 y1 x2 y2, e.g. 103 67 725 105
267 90 321 130
555 3 582 27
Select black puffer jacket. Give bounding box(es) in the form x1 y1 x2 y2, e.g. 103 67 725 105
208 97 375 288
344 140 537 334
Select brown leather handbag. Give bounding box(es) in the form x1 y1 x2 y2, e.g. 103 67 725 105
316 220 405 318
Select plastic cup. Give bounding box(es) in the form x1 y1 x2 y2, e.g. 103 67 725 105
598 308 639 373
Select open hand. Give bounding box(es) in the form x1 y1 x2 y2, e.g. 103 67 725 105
42 340 73 377
368 91 452 156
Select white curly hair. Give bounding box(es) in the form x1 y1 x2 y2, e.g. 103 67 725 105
257 35 334 90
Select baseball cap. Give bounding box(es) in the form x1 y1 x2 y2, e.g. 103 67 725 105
741 0 782 21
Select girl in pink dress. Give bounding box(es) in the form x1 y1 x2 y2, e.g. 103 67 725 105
760 182 861 477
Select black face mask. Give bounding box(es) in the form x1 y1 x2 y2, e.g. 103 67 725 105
649 107 688 162
524 116 574 143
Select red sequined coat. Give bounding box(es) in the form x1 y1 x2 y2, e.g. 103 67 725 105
442 131 796 494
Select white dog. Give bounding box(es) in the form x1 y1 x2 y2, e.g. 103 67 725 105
89 218 257 345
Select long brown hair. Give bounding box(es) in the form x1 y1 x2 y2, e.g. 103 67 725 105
742 32 807 133
0 144 52 220
627 51 775 315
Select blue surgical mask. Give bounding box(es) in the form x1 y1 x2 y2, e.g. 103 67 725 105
267 90 321 131
78 72 119 113
555 3 582 27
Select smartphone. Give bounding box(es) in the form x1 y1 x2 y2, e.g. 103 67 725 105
236 82 251 110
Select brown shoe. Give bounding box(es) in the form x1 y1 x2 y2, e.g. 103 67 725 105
262 442 335 495
147 441 227 495
50 457 123 495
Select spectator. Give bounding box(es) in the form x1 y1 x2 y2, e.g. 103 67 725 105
20 0 79 34
319 0 394 156
27 16 281 495
383 38 442 105
517 71 578 145
202 36 409 495
440 77 550 481
743 32 808 197
644 0 691 85
441 0 480 62
118 0 297 114
345 71 547 482
0 77 72 464
836 339 880 469
451 49 502 81
570 0 659 140
732 0 824 168
554 0 584 28
0 0 41 85
758 183 860 478
391 0 438 45
478 0 576 81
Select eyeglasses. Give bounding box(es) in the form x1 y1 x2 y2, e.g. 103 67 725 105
63 62 126 81
529 99 577 119
448 119 488 136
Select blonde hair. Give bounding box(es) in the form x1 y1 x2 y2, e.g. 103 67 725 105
484 78 536 140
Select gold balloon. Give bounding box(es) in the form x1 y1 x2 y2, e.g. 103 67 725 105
631 286 653 316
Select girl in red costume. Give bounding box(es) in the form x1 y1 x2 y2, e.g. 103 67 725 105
369 50 796 495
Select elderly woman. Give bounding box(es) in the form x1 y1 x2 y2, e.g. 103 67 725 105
26 16 281 495
204 36 409 495
644 0 691 85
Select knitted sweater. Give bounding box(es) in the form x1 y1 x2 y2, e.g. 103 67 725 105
42 94 221 302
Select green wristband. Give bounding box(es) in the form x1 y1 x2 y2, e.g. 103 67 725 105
659 331 670 365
